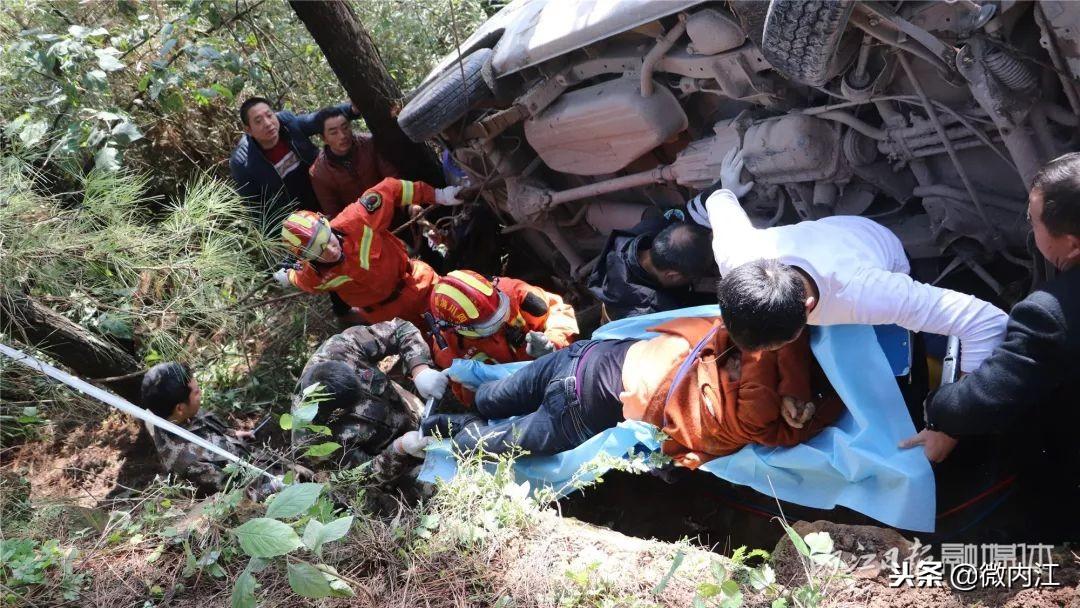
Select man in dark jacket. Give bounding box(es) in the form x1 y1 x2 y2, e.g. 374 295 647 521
587 211 714 321
229 96 361 227
907 152 1080 539
309 107 398 218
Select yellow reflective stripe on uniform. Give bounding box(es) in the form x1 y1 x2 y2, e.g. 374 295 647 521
400 180 415 206
435 283 479 319
448 270 494 296
358 225 374 270
315 275 353 290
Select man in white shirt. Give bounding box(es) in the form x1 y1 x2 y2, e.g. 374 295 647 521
692 148 1010 462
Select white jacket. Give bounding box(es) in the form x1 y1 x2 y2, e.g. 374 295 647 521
707 189 1008 373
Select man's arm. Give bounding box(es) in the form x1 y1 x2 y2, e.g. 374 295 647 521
344 319 435 373
926 294 1067 435
844 267 1009 373
334 178 437 234
293 102 358 136
229 155 262 204
705 189 759 276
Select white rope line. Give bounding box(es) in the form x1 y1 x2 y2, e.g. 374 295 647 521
0 343 275 481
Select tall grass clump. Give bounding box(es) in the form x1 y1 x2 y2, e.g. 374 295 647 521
0 154 275 361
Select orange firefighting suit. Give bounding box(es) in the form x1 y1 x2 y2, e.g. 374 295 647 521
287 178 438 327
431 277 579 403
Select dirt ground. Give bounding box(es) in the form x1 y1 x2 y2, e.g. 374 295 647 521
3 417 1079 607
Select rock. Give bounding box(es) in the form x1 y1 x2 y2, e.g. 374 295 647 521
772 520 914 585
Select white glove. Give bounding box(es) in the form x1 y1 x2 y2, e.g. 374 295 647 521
686 193 710 227
434 186 464 206
525 331 556 358
273 268 291 288
414 367 449 400
391 430 432 458
720 147 754 198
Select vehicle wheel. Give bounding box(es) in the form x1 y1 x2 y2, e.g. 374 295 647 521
398 48 494 142
761 0 855 87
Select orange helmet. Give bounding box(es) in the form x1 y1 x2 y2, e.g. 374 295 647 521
281 211 332 261
431 270 510 337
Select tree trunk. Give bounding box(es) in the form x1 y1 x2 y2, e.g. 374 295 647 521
2 291 143 403
290 0 444 185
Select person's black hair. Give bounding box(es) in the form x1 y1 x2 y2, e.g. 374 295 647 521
315 106 351 134
1031 152 1080 237
650 222 713 278
239 96 273 126
717 259 808 351
141 362 192 419
299 360 362 413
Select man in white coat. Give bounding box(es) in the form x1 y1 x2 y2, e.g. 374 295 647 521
691 148 1009 463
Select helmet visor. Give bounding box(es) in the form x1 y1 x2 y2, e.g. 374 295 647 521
456 291 510 338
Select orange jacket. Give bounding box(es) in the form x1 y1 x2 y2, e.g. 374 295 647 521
620 318 844 469
431 277 578 402
287 178 437 326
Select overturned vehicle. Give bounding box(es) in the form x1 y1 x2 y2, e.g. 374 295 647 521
400 0 1080 305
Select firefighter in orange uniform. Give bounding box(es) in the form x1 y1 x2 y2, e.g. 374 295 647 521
427 270 579 402
275 178 465 328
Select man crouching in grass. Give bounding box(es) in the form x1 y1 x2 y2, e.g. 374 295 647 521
141 362 272 494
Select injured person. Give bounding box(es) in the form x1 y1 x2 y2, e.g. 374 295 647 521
424 317 845 467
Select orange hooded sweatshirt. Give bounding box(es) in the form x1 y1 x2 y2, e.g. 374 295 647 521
619 318 844 469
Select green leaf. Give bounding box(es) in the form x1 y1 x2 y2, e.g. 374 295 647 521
84 69 108 90
698 582 722 598
748 564 776 592
302 442 341 458
265 483 323 519
301 519 323 552
319 516 353 546
318 564 355 598
94 146 120 171
111 121 142 144
781 521 810 558
292 403 319 425
278 413 293 430
287 561 332 598
720 580 740 596
771 599 789 608
804 531 833 555
231 568 257 608
652 549 684 596
232 518 301 558
95 49 125 72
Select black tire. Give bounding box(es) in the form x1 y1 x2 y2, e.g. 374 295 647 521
398 48 494 142
761 0 855 87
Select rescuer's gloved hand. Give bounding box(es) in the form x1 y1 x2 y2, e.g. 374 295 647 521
272 268 291 287
391 430 432 458
435 186 465 206
720 146 755 198
414 367 449 400
525 331 556 358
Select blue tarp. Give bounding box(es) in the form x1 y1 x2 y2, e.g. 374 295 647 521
418 305 936 532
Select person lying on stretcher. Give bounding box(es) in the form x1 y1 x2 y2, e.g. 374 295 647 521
420 316 845 467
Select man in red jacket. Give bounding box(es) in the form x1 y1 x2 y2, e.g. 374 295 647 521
308 107 399 218
275 177 465 327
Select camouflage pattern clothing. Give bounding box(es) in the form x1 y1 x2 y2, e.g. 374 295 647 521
294 318 433 482
149 411 248 493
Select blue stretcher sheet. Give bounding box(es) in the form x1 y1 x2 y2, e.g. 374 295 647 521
418 305 936 532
